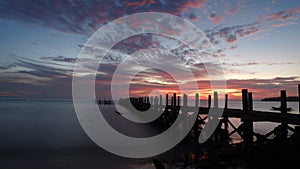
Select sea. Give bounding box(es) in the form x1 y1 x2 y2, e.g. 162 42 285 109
0 98 299 169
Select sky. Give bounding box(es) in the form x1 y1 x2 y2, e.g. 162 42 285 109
0 0 300 100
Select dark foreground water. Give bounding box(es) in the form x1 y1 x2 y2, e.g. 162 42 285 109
0 99 298 168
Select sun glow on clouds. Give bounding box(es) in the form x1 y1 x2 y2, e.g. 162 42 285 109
0 0 300 99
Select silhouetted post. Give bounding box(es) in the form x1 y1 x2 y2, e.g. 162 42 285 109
166 94 169 106
214 92 218 108
160 95 162 106
177 96 180 106
248 92 253 112
208 95 211 108
147 97 150 104
242 89 253 145
173 93 176 106
183 94 188 107
154 96 158 106
195 93 199 108
248 92 254 144
224 94 229 131
214 91 219 143
281 90 288 142
298 84 300 114
150 96 153 105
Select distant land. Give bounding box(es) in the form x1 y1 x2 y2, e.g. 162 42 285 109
261 96 299 102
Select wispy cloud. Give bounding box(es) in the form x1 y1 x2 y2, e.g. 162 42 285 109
0 0 207 35
208 13 225 24
41 56 79 63
205 23 260 44
258 7 300 22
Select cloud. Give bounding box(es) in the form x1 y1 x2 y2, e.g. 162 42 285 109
223 61 298 67
0 0 207 35
208 13 224 24
272 21 297 28
0 91 20 97
41 56 79 63
195 76 300 99
259 7 300 22
223 62 259 67
229 44 238 49
0 64 15 70
205 23 260 44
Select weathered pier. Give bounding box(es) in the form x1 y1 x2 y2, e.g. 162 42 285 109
119 84 300 144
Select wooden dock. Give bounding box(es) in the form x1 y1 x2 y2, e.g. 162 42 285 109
118 84 300 144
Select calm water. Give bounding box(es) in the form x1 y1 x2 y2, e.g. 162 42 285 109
0 99 299 168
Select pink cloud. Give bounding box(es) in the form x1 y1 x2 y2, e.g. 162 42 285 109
272 21 297 28
259 7 300 22
208 13 225 24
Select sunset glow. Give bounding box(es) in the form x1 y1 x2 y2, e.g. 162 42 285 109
0 0 299 100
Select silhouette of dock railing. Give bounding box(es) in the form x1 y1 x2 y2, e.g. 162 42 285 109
118 84 300 144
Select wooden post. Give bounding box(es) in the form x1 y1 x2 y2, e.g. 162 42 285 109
208 95 211 108
298 84 300 114
248 92 253 112
160 95 162 106
154 96 158 105
242 89 248 112
195 93 199 108
147 97 150 104
242 89 253 145
248 92 254 144
281 90 288 142
173 93 176 106
214 92 218 108
224 94 229 131
177 96 180 106
213 92 219 143
166 94 169 106
183 94 188 106
150 96 153 105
